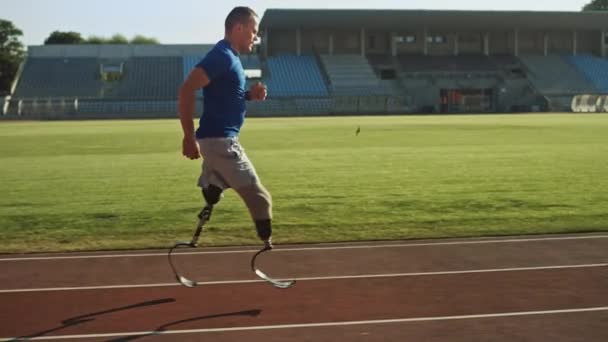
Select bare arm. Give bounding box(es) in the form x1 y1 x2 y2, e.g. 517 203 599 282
178 67 210 159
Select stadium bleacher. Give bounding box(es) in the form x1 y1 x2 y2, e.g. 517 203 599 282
518 55 597 95
240 54 261 70
12 50 603 117
265 55 328 97
564 54 608 93
182 56 204 98
6 8 608 118
182 56 200 79
14 58 102 98
14 57 183 100
109 57 182 98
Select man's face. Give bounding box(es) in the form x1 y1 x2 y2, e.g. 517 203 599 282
236 16 259 53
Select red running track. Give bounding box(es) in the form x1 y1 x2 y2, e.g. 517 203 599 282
0 233 607 341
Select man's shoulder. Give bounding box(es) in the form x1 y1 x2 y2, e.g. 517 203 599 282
207 42 238 63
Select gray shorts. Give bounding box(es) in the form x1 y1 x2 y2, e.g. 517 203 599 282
197 137 260 190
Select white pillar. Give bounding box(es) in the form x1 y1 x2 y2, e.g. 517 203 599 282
602 30 606 58
296 28 301 56
483 32 490 56
263 30 269 57
329 34 334 55
361 28 366 56
390 32 397 57
514 29 519 57
573 30 578 56
454 34 459 56
423 27 428 55
543 33 549 56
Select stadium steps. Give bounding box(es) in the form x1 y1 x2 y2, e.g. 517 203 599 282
320 54 385 95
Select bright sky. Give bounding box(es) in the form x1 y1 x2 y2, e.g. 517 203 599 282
3 0 591 46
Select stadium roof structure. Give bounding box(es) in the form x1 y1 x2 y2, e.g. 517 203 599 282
260 9 608 31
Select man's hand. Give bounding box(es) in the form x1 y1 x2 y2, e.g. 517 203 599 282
249 82 267 101
182 136 200 160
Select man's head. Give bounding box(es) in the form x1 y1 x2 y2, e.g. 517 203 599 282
225 7 259 54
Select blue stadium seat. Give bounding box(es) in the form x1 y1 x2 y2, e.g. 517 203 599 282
265 55 328 97
14 58 102 98
111 57 182 98
15 57 183 100
519 55 597 95
564 54 608 93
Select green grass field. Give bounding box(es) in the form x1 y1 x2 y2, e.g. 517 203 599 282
1 114 607 253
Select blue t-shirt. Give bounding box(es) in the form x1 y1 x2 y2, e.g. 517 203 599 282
195 40 246 138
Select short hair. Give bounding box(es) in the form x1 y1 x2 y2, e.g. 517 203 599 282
225 7 258 33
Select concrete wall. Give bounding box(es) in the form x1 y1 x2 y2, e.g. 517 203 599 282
394 30 424 55
518 31 544 54
426 31 455 55
268 29 297 55
577 31 602 55
547 31 573 54
301 30 331 54
333 30 360 54
489 31 511 54
456 32 482 55
366 31 390 54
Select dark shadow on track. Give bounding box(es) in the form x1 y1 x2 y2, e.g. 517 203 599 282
10 298 176 341
104 309 262 342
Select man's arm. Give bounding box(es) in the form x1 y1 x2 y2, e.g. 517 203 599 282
178 67 210 159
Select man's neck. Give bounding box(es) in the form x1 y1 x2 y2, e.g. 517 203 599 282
224 35 240 54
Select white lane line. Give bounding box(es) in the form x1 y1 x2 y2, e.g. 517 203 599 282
2 306 607 341
1 235 607 262
1 263 605 294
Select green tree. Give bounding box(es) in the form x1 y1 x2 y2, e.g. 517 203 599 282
0 19 25 95
86 35 106 44
44 31 85 44
86 34 160 44
130 35 159 44
108 34 128 44
582 0 608 11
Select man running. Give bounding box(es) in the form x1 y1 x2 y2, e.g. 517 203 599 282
178 6 272 249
